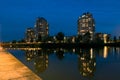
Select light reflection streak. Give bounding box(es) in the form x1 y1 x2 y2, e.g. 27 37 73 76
103 46 108 58
73 48 75 53
116 48 120 54
90 48 93 59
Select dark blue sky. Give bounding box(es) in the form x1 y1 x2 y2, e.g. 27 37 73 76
0 0 120 41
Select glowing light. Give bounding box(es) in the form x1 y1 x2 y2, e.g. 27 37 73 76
72 37 75 43
48 41 52 43
90 48 93 59
82 15 85 18
103 34 107 43
81 57 85 60
94 63 96 66
0 46 3 50
80 30 85 32
73 49 75 52
103 46 108 58
27 58 31 61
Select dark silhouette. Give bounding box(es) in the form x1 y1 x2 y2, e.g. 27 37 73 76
83 32 91 43
113 36 117 43
76 35 83 43
56 32 64 43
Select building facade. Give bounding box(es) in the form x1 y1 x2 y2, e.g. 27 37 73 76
78 12 95 40
25 28 35 43
34 17 49 41
95 33 111 43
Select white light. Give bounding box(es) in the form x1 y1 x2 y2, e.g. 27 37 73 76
82 15 85 18
73 49 75 52
103 34 107 43
90 48 93 59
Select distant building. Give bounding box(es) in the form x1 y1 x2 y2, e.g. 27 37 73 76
34 17 49 41
66 36 76 43
78 12 95 40
25 28 35 43
95 33 111 43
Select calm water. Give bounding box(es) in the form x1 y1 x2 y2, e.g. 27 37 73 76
8 46 120 80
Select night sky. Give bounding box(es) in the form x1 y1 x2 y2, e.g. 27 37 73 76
0 0 120 41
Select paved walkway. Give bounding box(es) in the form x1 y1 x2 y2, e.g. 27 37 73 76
0 47 42 80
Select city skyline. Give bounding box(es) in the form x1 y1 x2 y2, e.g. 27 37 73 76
0 0 120 41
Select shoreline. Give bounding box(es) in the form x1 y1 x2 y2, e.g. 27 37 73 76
1 42 120 48
0 48 42 80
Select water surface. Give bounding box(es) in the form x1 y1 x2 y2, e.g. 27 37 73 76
8 47 120 80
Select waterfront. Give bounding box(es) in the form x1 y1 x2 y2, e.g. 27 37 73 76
7 46 120 80
0 47 41 80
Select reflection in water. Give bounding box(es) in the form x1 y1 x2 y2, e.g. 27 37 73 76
73 48 76 53
111 47 120 59
94 46 110 59
56 48 65 60
24 48 98 79
116 47 120 54
25 50 49 73
15 46 120 80
25 50 36 61
34 50 48 73
103 46 108 58
90 48 93 59
113 47 120 54
78 48 96 78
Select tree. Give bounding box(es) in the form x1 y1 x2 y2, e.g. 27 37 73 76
76 35 83 43
56 32 64 43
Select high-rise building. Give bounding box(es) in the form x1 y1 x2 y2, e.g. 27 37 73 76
25 28 35 43
78 12 95 40
34 17 49 41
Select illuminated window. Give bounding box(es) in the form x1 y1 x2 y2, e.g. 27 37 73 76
86 19 88 22
80 30 85 32
83 19 85 22
89 31 93 34
82 24 86 27
82 33 85 35
82 15 85 18
46 27 48 29
88 18 91 21
86 24 88 27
